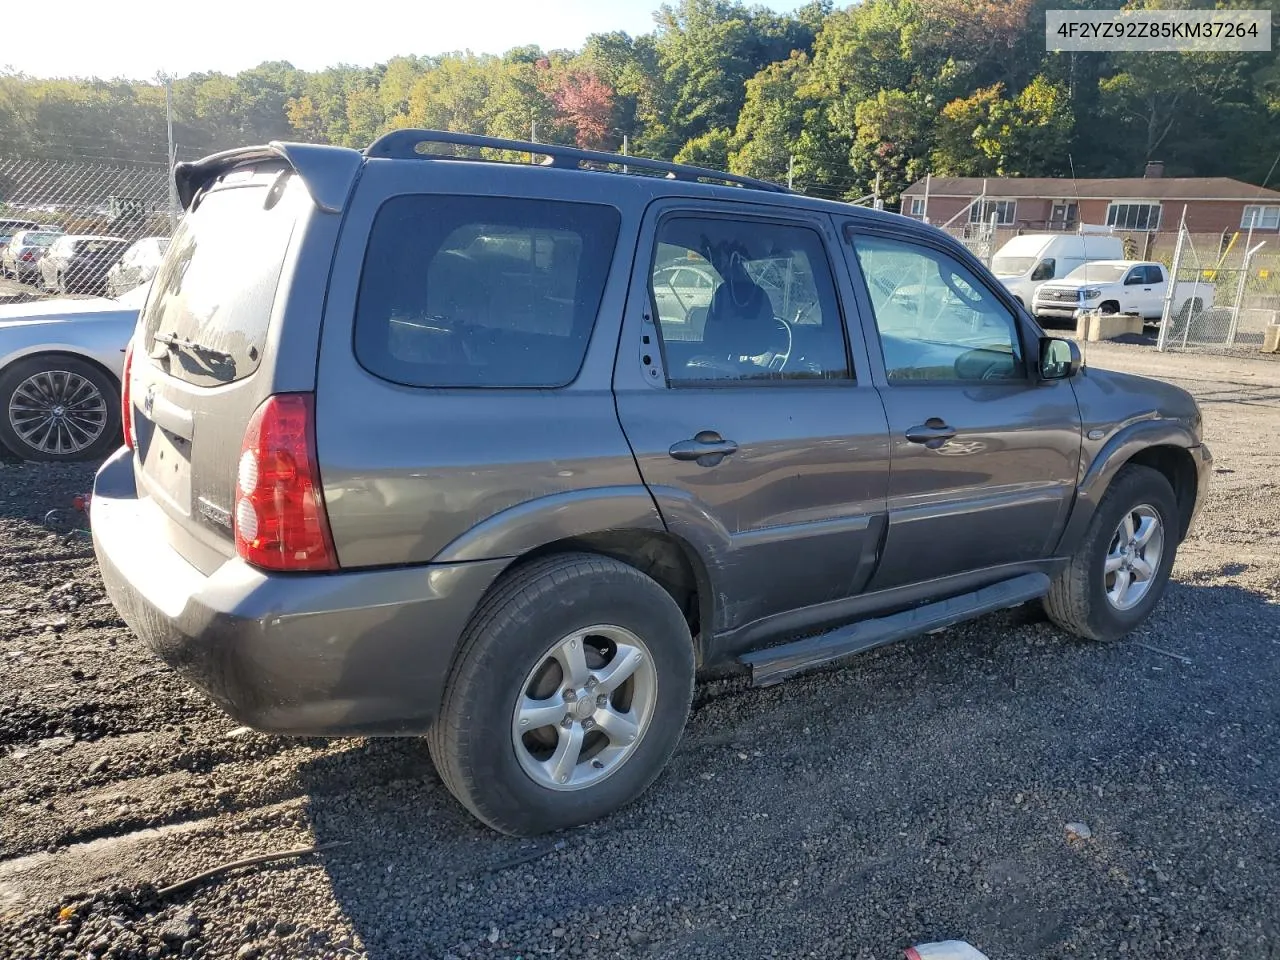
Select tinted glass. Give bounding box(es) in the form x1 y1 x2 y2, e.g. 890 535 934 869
851 234 1024 383
649 216 850 383
1145 265 1164 283
142 163 303 387
354 195 620 388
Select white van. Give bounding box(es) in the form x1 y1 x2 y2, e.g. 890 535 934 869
991 233 1125 308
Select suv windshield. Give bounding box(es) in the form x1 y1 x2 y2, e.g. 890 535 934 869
1064 263 1128 283
141 163 304 386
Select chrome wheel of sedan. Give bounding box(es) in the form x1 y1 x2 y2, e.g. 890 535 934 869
8 369 109 457
1103 504 1164 611
512 624 658 792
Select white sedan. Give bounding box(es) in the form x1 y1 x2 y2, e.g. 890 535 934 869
0 283 147 462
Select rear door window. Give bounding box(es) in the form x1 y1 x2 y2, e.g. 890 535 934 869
353 195 621 388
141 163 304 387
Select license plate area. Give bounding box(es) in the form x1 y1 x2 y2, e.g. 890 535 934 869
141 426 193 514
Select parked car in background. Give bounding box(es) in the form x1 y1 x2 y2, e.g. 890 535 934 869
0 218 43 249
38 235 129 295
105 237 170 297
93 133 1211 838
992 233 1125 309
0 281 145 462
1 229 65 281
1032 260 1213 329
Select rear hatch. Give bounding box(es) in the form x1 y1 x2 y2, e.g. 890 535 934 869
129 161 312 574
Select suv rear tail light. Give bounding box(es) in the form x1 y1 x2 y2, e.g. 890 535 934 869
121 340 136 450
234 394 337 572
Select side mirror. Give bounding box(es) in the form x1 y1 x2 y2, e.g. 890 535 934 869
1124 274 1143 285
1040 336 1081 380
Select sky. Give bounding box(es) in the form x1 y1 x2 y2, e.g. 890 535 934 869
2 0 810 81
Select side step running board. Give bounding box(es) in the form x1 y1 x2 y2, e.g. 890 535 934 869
739 572 1051 687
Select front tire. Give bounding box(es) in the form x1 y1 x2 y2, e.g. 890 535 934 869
429 553 696 836
1044 464 1179 642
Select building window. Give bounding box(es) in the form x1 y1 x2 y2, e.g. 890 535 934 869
1242 205 1280 230
908 197 925 217
968 200 1016 225
1106 202 1161 231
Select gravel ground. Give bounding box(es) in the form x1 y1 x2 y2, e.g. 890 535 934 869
0 344 1277 960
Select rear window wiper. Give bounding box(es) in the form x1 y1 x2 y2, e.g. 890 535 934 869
149 331 235 365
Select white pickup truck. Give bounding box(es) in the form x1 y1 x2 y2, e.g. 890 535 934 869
1031 260 1213 328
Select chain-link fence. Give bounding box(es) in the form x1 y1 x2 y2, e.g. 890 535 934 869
0 155 178 301
1157 221 1280 355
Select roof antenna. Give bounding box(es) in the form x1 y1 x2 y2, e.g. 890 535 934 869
1069 153 1088 282
1069 153 1090 363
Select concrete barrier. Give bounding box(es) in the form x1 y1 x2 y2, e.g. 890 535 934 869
1263 320 1280 354
1075 310 1145 342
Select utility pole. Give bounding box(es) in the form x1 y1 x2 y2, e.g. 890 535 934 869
873 172 882 210
921 173 931 224
622 134 628 174
163 73 179 233
788 154 795 191
530 118 537 164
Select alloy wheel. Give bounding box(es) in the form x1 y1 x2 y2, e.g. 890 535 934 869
1103 504 1164 611
8 369 109 457
511 625 658 792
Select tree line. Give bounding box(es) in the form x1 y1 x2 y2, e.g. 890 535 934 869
2 0 1278 207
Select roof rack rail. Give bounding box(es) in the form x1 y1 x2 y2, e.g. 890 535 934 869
364 129 791 194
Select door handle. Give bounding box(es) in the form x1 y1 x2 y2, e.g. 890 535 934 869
905 419 957 446
669 430 739 462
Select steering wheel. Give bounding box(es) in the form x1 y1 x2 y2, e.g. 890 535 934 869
687 315 794 376
763 316 794 372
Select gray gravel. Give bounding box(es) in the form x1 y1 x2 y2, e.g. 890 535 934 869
1 344 1277 960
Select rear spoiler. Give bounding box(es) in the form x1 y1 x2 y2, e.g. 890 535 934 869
173 142 363 215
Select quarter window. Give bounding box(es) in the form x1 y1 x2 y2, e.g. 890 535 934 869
648 216 850 383
850 234 1025 383
354 196 621 388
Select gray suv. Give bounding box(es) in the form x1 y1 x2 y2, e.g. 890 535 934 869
92 131 1212 836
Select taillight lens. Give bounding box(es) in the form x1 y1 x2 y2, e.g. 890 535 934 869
20 251 33 261
121 340 136 450
234 394 336 572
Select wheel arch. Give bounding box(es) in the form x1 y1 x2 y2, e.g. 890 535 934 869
501 529 714 666
0 349 122 394
1123 444 1199 540
430 487 717 664
1059 422 1202 554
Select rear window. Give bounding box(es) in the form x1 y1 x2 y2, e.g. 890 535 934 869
353 195 621 388
142 164 303 386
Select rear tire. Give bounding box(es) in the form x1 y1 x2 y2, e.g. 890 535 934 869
1044 464 1179 642
428 553 696 836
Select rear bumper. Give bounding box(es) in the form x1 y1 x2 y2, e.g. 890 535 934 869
91 447 508 736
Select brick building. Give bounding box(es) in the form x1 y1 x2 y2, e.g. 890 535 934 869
900 163 1280 236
